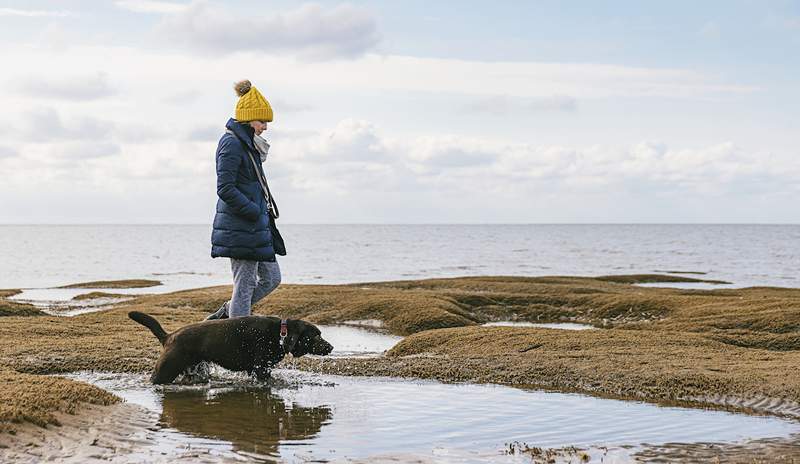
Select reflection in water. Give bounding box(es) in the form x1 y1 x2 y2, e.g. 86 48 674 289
160 387 332 458
62 370 800 463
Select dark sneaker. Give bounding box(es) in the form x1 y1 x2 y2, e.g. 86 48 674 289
205 302 229 321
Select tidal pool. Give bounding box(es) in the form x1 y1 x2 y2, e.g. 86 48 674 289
45 299 800 462
62 369 800 463
9 287 138 316
482 321 595 330
318 325 403 357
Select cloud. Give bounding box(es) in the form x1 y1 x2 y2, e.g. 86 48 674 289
0 145 17 158
463 95 577 115
408 136 497 173
156 1 381 60
271 98 315 113
0 43 756 107
57 142 121 159
115 123 172 143
17 108 115 142
162 90 202 105
1 118 797 223
273 120 799 199
187 124 223 141
0 8 73 17
300 119 389 162
115 0 189 14
13 72 116 101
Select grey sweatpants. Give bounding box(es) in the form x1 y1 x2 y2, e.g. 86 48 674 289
228 258 282 318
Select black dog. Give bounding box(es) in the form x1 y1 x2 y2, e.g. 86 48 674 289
129 311 333 384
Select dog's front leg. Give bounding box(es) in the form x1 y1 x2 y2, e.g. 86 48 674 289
151 349 191 385
251 365 271 382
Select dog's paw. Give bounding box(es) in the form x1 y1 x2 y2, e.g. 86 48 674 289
179 362 211 384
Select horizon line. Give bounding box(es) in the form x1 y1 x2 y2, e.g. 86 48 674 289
0 223 798 226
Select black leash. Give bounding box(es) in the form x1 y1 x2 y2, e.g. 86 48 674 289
228 129 279 219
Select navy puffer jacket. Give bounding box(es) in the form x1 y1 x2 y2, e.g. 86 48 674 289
210 118 274 261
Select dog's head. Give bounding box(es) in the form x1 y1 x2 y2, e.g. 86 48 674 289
284 320 333 357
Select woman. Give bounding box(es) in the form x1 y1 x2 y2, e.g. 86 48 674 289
206 79 284 320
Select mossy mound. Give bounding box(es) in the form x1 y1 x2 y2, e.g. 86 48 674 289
0 290 41 317
595 274 730 284
0 301 41 317
2 274 800 430
0 368 118 428
71 292 130 301
0 289 22 298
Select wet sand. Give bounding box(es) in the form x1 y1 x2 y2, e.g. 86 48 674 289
2 274 800 461
0 402 260 463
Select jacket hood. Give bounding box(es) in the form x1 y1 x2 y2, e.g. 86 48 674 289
225 118 256 153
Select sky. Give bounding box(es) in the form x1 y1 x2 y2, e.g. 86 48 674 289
0 0 798 224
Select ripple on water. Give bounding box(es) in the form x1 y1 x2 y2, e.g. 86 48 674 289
61 369 800 463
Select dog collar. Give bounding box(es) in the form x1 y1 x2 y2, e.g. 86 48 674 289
279 319 288 347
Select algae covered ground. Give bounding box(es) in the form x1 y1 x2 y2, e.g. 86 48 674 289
1 274 800 435
0 289 40 317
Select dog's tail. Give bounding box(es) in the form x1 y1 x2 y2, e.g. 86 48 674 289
128 311 168 345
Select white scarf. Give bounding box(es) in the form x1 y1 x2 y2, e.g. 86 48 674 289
254 134 270 162
225 128 270 162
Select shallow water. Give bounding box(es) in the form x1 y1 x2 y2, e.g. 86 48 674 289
482 322 595 330
9 288 135 316
45 314 800 462
9 286 158 303
63 369 800 463
318 325 403 357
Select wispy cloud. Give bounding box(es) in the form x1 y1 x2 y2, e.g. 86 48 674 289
155 1 381 60
0 145 17 158
114 0 189 14
463 95 577 115
15 108 115 142
57 141 121 160
274 119 800 197
0 8 73 17
1 117 797 222
12 72 116 101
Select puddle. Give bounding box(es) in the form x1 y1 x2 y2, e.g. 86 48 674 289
483 322 595 330
10 287 155 303
318 325 403 357
9 288 135 316
63 369 800 463
342 318 385 328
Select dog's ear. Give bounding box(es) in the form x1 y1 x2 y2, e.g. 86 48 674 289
283 320 305 353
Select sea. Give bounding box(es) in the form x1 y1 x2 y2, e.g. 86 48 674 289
0 224 797 293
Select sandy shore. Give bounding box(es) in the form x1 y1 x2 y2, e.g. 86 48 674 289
2 274 800 461
3 402 800 463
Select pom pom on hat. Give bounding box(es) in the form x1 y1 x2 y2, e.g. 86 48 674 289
233 79 273 122
233 79 252 97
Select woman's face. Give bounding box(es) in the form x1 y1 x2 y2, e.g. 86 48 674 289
249 120 268 136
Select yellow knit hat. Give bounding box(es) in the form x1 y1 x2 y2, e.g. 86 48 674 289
233 80 273 122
